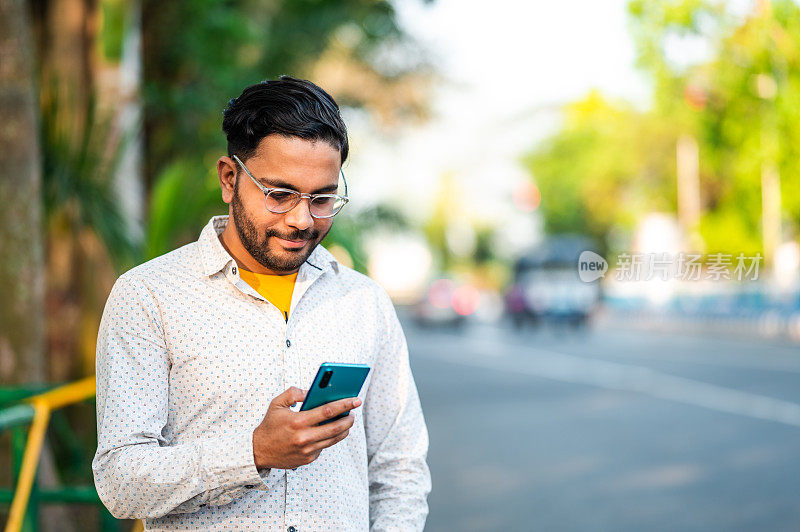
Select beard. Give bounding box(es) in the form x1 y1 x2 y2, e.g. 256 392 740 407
231 181 329 273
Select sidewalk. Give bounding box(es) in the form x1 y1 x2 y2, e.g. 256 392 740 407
596 305 800 345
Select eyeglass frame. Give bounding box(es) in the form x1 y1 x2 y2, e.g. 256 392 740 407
232 154 350 219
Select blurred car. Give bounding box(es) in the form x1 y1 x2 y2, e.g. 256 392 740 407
505 235 602 328
412 277 481 328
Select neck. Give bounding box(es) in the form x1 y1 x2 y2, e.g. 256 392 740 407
218 216 300 276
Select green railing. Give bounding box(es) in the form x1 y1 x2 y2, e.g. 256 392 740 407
0 381 124 532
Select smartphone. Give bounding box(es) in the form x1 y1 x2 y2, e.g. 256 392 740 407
300 362 370 424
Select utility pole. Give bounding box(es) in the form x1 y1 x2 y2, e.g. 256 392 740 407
677 134 701 251
756 69 781 267
761 161 781 267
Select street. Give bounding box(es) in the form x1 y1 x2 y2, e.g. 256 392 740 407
404 316 800 531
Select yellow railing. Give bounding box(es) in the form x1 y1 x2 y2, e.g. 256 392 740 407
2 377 143 532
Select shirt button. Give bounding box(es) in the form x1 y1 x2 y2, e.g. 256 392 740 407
288 527 297 532
245 484 255 489
286 339 291 348
232 266 237 275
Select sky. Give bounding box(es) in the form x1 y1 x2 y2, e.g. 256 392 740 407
345 0 651 262
397 0 649 115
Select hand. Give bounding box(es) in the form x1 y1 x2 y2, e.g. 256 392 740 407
252 386 361 469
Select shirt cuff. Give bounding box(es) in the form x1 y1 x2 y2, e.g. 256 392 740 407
201 430 275 492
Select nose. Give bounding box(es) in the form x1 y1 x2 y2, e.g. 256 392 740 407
283 196 314 231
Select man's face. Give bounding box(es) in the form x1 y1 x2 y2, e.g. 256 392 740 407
227 135 341 273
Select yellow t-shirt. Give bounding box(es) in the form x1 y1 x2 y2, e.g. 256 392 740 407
238 268 298 322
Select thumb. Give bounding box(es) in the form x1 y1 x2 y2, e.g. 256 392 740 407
272 386 306 408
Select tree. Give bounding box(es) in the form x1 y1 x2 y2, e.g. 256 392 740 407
0 0 46 385
526 0 800 259
140 0 435 262
525 91 679 251
3 0 436 386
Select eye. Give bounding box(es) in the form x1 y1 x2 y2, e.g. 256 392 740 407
269 190 296 202
312 196 335 206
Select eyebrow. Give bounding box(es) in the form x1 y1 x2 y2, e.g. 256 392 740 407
258 178 339 195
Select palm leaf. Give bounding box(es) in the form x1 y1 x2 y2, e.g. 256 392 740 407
40 82 141 271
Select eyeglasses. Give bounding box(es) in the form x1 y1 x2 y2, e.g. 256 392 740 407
233 154 350 219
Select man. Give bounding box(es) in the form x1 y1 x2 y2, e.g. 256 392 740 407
93 76 431 531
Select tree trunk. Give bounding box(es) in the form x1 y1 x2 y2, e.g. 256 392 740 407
0 0 46 385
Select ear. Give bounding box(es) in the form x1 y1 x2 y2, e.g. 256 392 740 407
217 156 237 204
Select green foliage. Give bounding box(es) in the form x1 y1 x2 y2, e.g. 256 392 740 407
526 0 800 255
40 87 139 270
525 92 677 249
145 160 223 259
99 0 127 62
698 0 800 245
140 0 428 257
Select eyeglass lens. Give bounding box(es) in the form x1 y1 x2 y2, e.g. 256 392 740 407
265 190 345 217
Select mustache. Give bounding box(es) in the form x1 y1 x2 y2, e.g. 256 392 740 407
266 228 318 241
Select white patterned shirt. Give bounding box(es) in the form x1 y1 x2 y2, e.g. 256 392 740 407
92 215 431 531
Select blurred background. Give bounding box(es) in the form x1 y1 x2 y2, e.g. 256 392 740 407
1 0 800 530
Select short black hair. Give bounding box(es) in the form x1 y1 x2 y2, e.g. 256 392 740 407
222 76 348 165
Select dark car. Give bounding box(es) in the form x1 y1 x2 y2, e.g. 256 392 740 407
505 235 602 328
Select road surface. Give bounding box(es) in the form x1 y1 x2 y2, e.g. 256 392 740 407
404 317 800 531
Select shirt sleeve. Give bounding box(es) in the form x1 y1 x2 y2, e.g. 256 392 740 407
92 273 274 519
364 295 432 531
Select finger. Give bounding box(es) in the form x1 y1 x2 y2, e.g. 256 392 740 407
271 386 306 408
303 396 361 426
308 425 351 452
312 414 355 450
307 412 355 442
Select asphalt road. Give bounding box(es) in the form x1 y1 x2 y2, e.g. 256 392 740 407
403 317 800 532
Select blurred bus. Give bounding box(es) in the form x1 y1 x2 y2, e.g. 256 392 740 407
505 235 602 328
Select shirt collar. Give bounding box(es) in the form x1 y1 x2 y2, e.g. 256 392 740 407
197 215 340 277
